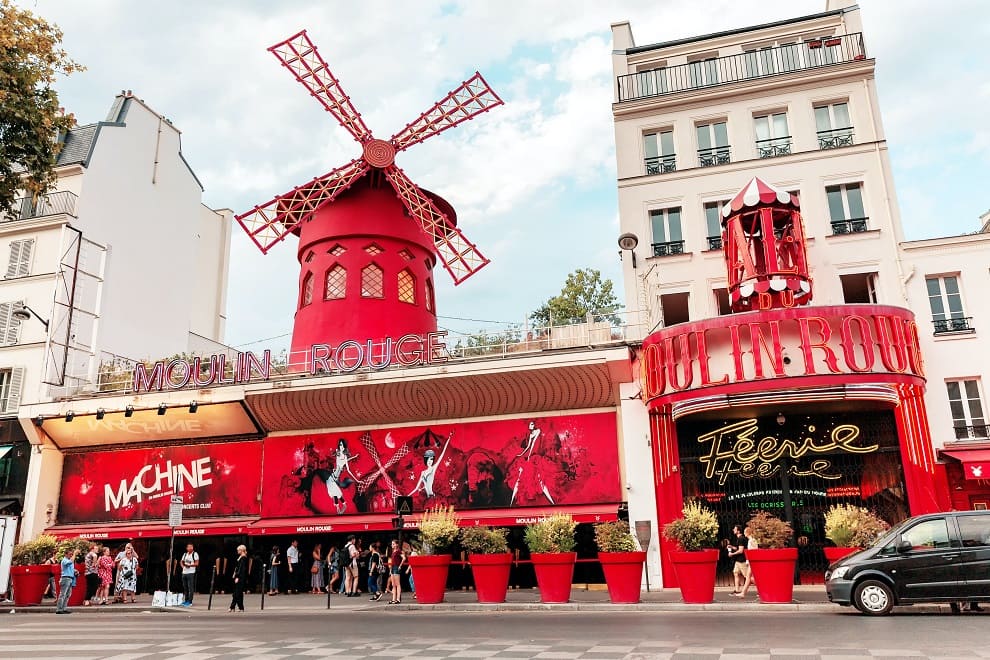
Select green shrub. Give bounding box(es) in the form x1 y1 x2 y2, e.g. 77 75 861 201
524 514 576 554
417 505 459 555
662 501 719 551
12 534 59 566
824 504 890 548
594 521 638 552
460 526 510 555
747 511 793 549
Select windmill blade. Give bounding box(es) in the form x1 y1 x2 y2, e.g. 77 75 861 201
235 158 369 254
384 166 490 284
269 30 373 143
389 72 503 152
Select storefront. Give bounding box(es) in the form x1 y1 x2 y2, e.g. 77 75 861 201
939 445 990 512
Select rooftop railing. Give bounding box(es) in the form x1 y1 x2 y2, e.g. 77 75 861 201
1 191 78 223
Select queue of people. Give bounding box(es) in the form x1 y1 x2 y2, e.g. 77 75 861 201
47 542 146 613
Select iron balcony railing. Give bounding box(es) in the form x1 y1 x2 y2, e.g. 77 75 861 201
818 127 855 150
707 236 723 251
756 138 793 159
617 32 867 102
645 155 677 175
699 147 731 167
954 424 990 441
933 317 974 334
831 217 869 234
1 191 78 223
652 240 685 257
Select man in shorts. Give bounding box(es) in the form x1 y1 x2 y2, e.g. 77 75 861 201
343 535 360 597
727 524 749 594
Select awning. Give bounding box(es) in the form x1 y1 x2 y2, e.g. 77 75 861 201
45 517 258 540
0 445 12 460
0 498 21 513
249 514 396 536
942 449 990 480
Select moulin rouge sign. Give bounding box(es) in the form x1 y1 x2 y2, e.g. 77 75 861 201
641 306 924 402
133 331 449 392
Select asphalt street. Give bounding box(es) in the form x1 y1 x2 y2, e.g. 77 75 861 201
2 609 988 659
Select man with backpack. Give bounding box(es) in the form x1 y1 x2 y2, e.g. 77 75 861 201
343 535 360 597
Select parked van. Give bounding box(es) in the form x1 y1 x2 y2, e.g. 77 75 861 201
825 510 990 615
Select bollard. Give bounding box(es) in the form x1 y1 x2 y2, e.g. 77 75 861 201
207 566 216 611
326 576 332 610
260 564 267 611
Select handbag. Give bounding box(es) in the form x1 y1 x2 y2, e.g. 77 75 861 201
310 563 319 574
122 569 135 580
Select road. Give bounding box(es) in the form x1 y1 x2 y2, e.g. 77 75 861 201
2 610 987 659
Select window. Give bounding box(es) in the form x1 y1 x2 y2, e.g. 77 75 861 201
397 269 416 304
398 249 414 261
840 272 878 304
0 368 24 414
815 102 853 149
958 515 990 547
703 201 727 250
304 251 315 263
324 265 346 300
328 244 346 256
425 278 435 313
660 292 690 326
927 276 971 333
364 243 383 256
947 380 987 440
900 518 954 551
697 121 729 167
650 208 683 256
826 183 867 233
754 112 791 158
300 272 314 307
361 264 384 298
0 301 24 346
688 57 718 88
713 288 731 315
644 130 675 174
5 239 34 279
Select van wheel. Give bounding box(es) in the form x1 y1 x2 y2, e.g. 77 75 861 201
854 580 894 616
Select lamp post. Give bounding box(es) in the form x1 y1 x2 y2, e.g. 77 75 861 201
11 304 49 330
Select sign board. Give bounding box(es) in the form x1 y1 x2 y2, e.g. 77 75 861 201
395 496 413 516
168 496 183 528
634 520 652 551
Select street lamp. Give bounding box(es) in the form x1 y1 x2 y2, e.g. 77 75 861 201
11 304 49 330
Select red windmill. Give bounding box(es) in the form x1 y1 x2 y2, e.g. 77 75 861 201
237 31 503 367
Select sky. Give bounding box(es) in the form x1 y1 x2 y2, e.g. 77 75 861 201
21 0 990 353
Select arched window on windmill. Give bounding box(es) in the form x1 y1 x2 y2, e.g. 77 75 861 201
325 264 346 300
361 263 384 299
398 269 416 305
300 271 315 307
425 278 435 314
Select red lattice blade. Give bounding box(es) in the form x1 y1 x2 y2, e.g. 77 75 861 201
269 30 373 143
389 72 503 152
383 166 490 284
235 158 369 254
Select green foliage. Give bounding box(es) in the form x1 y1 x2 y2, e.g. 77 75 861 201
524 514 577 554
747 511 793 549
57 536 94 559
594 521 638 552
460 526 510 555
824 504 890 548
530 268 622 327
417 505 459 555
662 501 720 551
453 326 522 357
11 533 58 566
0 0 83 215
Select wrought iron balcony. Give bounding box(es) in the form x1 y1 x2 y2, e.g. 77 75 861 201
756 138 792 159
652 240 685 257
698 147 731 168
933 317 974 334
818 127 855 150
617 32 867 102
954 424 989 440
707 236 723 251
645 155 677 175
1 191 78 223
830 217 869 234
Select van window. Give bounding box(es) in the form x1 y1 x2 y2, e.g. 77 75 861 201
958 515 990 547
901 518 953 551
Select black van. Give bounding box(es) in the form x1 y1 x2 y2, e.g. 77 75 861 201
825 510 990 615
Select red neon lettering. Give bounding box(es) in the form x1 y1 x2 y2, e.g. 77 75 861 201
165 359 191 389
728 324 746 381
798 316 841 375
697 330 728 386
905 320 925 377
310 344 331 375
663 334 694 391
749 321 786 379
642 343 664 397
133 362 164 392
873 315 908 373
840 316 875 373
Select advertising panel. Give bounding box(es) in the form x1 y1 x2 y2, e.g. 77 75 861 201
58 441 263 523
261 412 620 517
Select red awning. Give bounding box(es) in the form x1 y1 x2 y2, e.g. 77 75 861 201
45 517 258 540
248 514 396 536
943 449 990 480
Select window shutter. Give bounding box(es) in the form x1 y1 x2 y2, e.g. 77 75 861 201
6 241 23 279
2 367 24 414
16 239 33 277
0 301 22 346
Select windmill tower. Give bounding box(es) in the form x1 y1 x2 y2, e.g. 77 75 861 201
237 31 503 366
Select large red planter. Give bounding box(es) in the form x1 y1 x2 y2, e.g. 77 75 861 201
824 546 860 564
531 552 576 604
469 553 512 603
598 551 647 604
746 548 798 603
10 565 51 606
669 549 719 604
408 555 451 604
54 562 86 607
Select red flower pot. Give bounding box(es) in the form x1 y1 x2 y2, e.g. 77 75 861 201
10 565 51 606
408 555 451 604
469 553 512 603
669 549 719 604
746 548 798 603
531 552 576 603
598 551 647 604
54 562 86 607
824 546 860 564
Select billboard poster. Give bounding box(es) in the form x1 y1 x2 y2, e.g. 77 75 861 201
261 412 620 517
58 441 263 523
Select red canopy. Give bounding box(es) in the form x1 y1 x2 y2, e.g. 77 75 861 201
723 177 800 217
943 449 990 480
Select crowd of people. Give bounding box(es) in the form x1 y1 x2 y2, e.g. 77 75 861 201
46 542 146 614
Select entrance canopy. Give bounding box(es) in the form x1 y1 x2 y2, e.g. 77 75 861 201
942 449 990 480
46 517 258 540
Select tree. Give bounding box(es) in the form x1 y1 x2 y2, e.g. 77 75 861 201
0 0 82 215
530 268 622 327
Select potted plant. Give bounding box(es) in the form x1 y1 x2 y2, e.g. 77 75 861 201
595 521 647 604
408 505 459 604
823 504 890 563
54 537 93 607
662 501 720 604
461 526 512 603
744 511 796 603
10 534 59 606
524 513 577 604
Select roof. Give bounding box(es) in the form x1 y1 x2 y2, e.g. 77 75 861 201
723 177 800 218
56 123 100 167
626 8 844 55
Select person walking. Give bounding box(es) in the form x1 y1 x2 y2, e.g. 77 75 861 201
115 546 139 603
285 539 300 594
326 545 340 595
387 539 404 605
83 544 100 606
55 547 78 614
96 546 114 605
42 551 58 599
727 524 748 595
180 543 199 607
343 535 360 597
310 543 324 594
229 545 248 612
405 544 416 599
268 546 281 595
734 526 759 598
368 541 384 601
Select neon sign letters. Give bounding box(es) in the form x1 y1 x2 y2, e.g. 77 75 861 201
104 457 213 512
